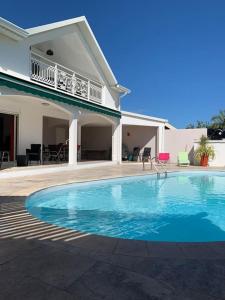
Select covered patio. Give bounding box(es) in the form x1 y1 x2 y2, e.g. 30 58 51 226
121 111 167 162
0 85 122 169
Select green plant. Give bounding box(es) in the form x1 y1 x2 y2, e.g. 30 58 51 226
211 110 225 129
195 135 215 160
185 109 225 129
186 120 210 129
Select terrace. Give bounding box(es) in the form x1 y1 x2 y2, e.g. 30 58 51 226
30 51 103 104
1 164 225 299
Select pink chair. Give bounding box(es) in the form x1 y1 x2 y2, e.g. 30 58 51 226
157 152 170 164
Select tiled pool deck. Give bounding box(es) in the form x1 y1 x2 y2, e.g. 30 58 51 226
1 164 225 299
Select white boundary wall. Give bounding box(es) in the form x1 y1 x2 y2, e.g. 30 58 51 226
194 140 225 167
165 128 207 164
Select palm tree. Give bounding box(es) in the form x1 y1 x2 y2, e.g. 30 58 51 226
186 120 209 129
211 110 225 129
196 120 210 128
186 123 195 129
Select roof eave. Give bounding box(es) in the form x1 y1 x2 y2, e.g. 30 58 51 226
77 18 118 86
27 16 129 90
26 16 86 35
122 110 168 123
0 16 130 94
0 17 28 41
111 84 131 95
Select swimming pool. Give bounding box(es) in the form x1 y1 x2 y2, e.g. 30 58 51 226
26 171 225 242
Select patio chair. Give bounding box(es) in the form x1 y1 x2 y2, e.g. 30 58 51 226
141 147 151 162
157 152 170 165
178 151 190 166
48 143 68 161
26 144 41 164
132 147 141 161
48 144 62 161
122 144 129 161
0 151 10 162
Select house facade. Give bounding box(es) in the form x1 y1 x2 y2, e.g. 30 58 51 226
0 16 166 167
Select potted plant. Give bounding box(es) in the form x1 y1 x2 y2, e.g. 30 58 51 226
195 135 215 166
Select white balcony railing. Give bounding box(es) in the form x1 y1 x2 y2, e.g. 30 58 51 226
30 52 103 103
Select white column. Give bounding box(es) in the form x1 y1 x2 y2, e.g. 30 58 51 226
69 113 78 165
77 123 81 162
112 120 122 163
157 125 165 154
77 123 81 146
118 121 122 164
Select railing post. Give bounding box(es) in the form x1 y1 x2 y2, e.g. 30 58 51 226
87 80 90 101
55 64 58 89
72 73 76 95
29 51 32 79
101 86 103 103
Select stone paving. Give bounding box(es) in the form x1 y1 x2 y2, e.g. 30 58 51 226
1 164 225 299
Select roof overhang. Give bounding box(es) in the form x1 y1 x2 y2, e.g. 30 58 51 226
122 111 168 123
111 84 131 96
0 16 129 94
165 122 176 130
26 17 129 91
0 72 121 119
122 111 168 127
0 17 28 41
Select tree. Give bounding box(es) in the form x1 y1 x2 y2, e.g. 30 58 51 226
211 110 225 129
186 120 209 129
185 109 225 129
186 123 195 129
195 120 210 128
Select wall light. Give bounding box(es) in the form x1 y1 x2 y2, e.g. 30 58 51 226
46 49 54 56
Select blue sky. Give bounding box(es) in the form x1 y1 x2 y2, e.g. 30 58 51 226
2 0 225 127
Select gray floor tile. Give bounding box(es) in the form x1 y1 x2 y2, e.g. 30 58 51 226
2 245 96 289
68 261 173 300
114 239 148 257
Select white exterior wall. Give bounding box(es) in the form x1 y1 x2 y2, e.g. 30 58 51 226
0 26 120 111
164 128 207 164
122 112 167 159
103 86 119 110
194 140 225 167
0 96 70 155
0 34 30 80
0 18 130 167
122 114 166 127
122 126 158 158
19 104 70 155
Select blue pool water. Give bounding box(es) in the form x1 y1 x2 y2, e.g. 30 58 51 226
26 172 225 242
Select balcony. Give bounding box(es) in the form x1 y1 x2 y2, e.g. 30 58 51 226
30 52 103 104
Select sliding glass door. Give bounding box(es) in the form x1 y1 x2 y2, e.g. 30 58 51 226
0 113 16 161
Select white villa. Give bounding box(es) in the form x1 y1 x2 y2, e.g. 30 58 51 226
0 16 168 168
